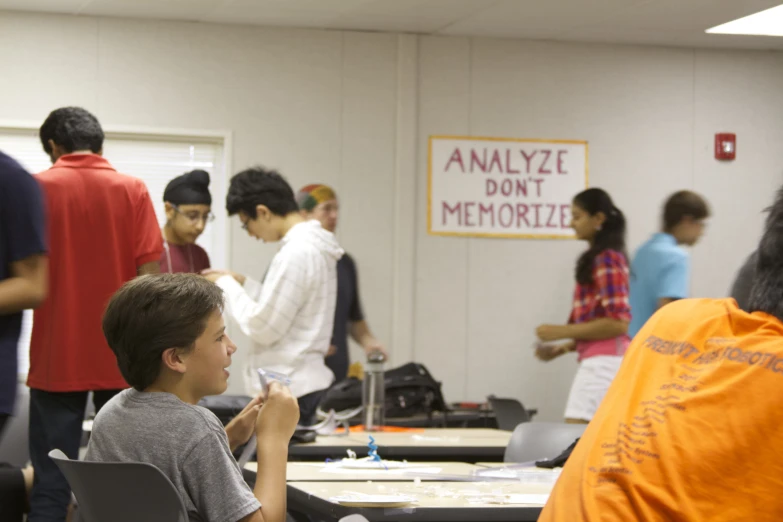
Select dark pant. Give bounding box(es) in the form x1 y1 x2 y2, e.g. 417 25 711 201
0 462 26 522
28 389 122 522
297 389 327 427
0 413 9 441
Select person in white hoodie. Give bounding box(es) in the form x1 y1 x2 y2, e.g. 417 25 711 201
203 167 344 425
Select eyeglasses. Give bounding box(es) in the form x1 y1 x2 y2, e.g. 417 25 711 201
172 205 215 224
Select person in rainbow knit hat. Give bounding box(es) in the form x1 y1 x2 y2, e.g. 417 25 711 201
296 184 387 382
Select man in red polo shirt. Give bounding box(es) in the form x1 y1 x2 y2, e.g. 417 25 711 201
28 107 162 521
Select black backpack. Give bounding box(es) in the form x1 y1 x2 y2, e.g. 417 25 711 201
320 362 447 418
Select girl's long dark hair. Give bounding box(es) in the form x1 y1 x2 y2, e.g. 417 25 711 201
573 188 627 285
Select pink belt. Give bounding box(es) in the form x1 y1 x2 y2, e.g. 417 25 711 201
576 336 630 362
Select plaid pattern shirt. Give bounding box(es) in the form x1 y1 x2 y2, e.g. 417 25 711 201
569 249 631 325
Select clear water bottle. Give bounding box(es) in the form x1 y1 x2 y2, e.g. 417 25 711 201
362 351 386 431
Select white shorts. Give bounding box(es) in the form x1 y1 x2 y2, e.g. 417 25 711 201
564 355 624 422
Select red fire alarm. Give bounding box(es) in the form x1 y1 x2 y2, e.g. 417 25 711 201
715 133 736 160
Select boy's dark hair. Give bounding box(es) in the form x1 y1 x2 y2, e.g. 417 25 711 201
573 188 627 285
226 167 299 218
662 191 710 231
102 274 224 391
39 107 105 156
748 187 783 321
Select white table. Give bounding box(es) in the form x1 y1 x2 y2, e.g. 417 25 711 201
245 461 485 482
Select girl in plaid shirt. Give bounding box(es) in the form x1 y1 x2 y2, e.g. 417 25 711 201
535 188 631 423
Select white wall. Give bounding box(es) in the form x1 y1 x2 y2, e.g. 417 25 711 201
415 37 783 419
2 11 782 420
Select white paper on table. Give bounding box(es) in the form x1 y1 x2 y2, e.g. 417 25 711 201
411 435 461 442
469 493 550 505
320 466 443 475
505 494 550 505
329 493 418 506
476 470 519 479
476 467 561 481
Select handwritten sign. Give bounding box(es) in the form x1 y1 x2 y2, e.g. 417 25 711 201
428 136 588 238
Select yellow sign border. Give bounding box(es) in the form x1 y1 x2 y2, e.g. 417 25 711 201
427 135 589 239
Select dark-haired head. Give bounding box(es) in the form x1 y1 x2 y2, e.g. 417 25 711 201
662 190 710 246
102 274 229 395
226 166 300 243
748 187 783 321
39 107 104 163
163 170 214 245
571 188 627 284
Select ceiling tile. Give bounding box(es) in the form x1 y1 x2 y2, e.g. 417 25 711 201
3 0 783 50
330 0 488 33
579 0 783 32
561 26 783 50
80 0 220 20
438 0 649 38
204 0 368 26
0 0 85 14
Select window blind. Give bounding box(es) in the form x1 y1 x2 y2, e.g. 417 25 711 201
0 128 226 379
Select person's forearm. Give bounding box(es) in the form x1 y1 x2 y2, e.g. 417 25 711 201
217 276 288 346
225 425 241 452
562 318 628 341
0 277 46 314
254 439 289 522
350 321 374 347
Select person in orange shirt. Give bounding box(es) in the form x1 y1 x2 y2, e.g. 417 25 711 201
540 187 783 520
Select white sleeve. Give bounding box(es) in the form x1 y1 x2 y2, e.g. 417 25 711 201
243 276 263 301
216 249 309 346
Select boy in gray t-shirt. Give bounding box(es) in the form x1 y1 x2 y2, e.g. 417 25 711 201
85 273 300 522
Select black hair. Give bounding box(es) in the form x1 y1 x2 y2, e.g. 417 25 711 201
748 187 783 320
663 191 710 231
573 188 627 285
226 167 299 218
39 107 104 155
102 274 224 391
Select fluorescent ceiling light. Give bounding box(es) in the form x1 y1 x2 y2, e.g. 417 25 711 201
706 4 783 36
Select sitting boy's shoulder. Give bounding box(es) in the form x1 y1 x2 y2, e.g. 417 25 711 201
95 389 225 438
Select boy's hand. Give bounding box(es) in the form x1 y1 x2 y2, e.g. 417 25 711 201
256 382 300 442
225 394 264 451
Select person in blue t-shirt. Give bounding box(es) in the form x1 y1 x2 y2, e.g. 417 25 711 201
0 151 48 437
628 191 709 338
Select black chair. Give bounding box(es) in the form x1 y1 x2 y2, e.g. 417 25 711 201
487 395 531 431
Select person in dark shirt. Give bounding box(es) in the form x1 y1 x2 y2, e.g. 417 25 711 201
296 184 386 382
0 151 47 436
0 151 47 522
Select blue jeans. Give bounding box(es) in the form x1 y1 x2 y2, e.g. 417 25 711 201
28 389 121 522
